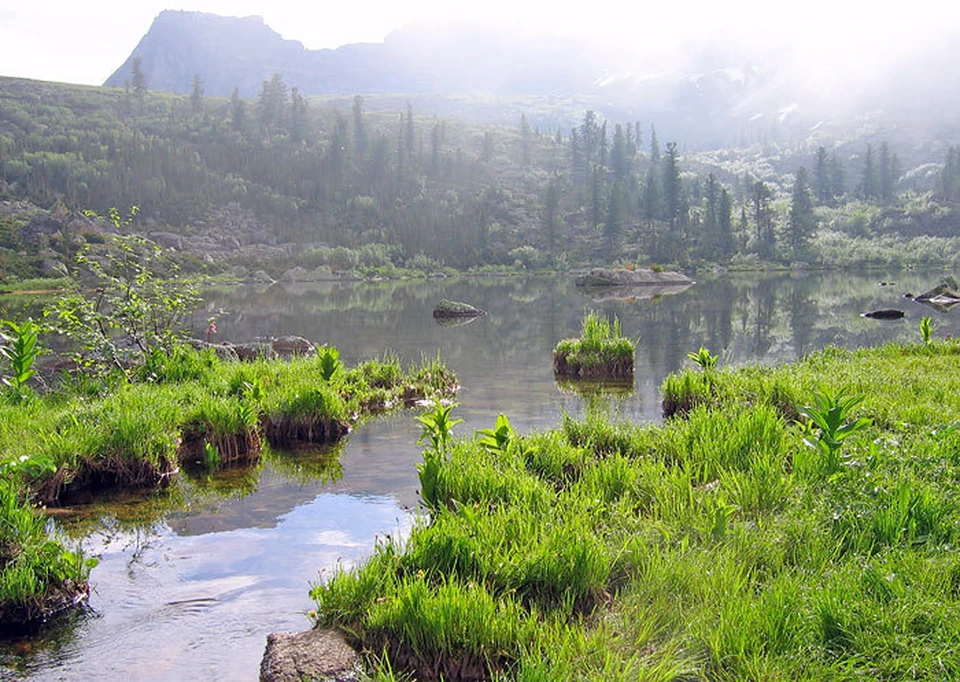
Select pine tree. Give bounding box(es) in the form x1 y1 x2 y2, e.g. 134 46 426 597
662 142 683 229
718 188 734 258
230 88 245 132
649 125 661 164
519 114 532 167
353 95 367 160
752 181 774 258
610 124 629 178
604 181 623 258
813 146 831 204
862 144 878 200
830 152 845 201
190 74 204 115
544 178 560 253
788 167 816 253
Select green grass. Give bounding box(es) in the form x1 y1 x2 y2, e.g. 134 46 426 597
553 312 635 380
313 340 960 680
0 342 456 629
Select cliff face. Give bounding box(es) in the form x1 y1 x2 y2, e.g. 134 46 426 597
104 11 309 96
102 10 603 98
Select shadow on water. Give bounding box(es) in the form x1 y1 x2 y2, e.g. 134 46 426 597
5 269 960 679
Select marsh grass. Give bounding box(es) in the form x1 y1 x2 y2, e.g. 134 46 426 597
0 342 455 628
314 341 960 680
553 312 635 380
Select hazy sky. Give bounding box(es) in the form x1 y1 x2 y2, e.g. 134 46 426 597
0 0 956 86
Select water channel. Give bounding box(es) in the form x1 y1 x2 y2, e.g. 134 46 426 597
2 269 958 680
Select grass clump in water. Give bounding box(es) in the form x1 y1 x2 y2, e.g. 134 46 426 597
553 312 634 380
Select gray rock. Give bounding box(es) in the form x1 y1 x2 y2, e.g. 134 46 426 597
229 342 277 361
272 335 316 356
861 309 906 320
149 231 183 250
260 628 360 682
433 299 487 319
913 276 960 313
575 267 694 287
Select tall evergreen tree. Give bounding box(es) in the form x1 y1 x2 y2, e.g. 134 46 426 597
519 114 532 167
662 142 684 230
190 74 204 115
610 124 629 178
862 144 877 200
604 181 624 258
788 166 816 253
229 88 245 132
649 125 661 164
131 57 147 101
830 152 846 201
353 95 367 160
718 188 734 258
813 146 831 204
752 181 774 258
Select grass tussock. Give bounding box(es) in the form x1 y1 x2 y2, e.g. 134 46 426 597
553 312 635 380
312 340 960 680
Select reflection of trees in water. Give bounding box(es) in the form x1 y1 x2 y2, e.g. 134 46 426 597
196 270 960 382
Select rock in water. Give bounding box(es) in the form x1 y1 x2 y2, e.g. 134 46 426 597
861 309 906 320
432 299 486 319
260 628 360 682
574 267 694 287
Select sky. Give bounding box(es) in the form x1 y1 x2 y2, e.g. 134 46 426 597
0 0 957 87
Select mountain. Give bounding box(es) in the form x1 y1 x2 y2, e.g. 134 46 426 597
104 11 607 99
104 11 960 151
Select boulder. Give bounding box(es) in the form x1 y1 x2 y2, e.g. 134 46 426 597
230 342 277 362
432 299 487 319
913 276 960 313
575 268 694 287
260 627 360 682
149 231 183 250
272 335 316 356
861 309 906 320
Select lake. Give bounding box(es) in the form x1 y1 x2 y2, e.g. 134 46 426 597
2 269 958 680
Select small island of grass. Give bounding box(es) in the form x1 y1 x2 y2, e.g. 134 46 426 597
553 311 634 380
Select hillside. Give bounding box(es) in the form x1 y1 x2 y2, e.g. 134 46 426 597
1 75 959 283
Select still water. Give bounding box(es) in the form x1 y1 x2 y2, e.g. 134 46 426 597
2 270 958 680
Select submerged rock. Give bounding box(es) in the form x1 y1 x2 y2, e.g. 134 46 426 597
861 309 906 320
913 276 960 313
432 299 487 319
575 267 694 287
260 627 360 682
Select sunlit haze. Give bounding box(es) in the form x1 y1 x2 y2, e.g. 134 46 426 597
0 0 956 87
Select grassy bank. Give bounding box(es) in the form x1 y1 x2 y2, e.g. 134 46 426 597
313 340 960 680
0 343 456 631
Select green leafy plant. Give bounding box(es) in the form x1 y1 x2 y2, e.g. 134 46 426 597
416 400 462 453
475 413 515 456
43 207 200 377
687 346 718 370
202 441 221 473
798 389 872 475
416 401 462 512
919 316 933 346
0 319 41 391
318 345 344 382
